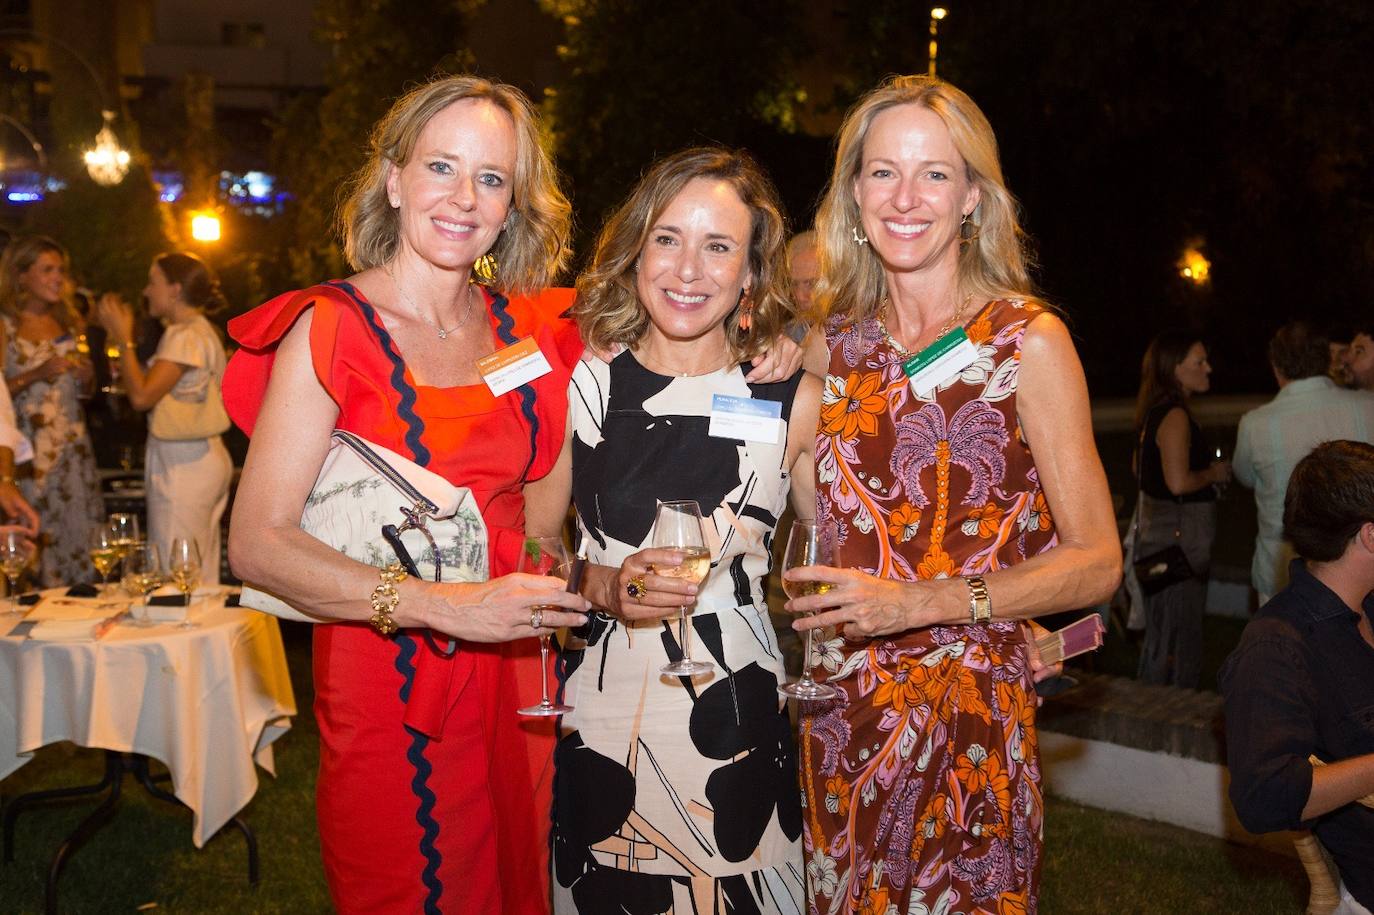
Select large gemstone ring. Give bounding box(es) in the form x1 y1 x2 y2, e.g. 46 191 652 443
625 576 647 601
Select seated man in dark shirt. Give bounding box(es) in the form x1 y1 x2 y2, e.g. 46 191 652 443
1221 439 1374 913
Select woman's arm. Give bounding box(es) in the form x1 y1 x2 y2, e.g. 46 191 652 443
1 323 67 396
1156 407 1228 495
789 312 1122 639
96 295 185 411
228 310 587 640
786 371 821 516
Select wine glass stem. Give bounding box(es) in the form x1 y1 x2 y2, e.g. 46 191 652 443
678 607 691 663
798 625 818 688
6 575 16 613
538 634 553 707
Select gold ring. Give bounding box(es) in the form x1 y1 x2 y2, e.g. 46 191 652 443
626 576 647 601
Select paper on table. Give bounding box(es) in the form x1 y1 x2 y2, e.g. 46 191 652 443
25 596 129 622
28 618 101 641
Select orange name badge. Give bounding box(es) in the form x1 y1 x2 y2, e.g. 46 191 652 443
476 336 553 396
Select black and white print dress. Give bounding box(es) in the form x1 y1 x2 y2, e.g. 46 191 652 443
553 351 805 915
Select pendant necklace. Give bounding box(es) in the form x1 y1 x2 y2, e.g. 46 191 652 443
879 293 973 358
385 265 474 340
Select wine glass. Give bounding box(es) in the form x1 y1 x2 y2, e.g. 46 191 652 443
654 501 713 677
108 513 140 557
168 537 202 629
778 519 840 700
121 542 163 627
517 536 575 717
0 531 31 615
88 524 122 595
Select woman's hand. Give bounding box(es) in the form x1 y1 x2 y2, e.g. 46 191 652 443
785 565 945 639
71 356 95 387
606 548 698 621
30 354 69 384
424 573 589 642
96 294 136 344
1023 619 1063 684
1207 459 1232 485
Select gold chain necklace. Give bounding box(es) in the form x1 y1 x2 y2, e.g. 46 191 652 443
384 265 474 341
878 293 973 358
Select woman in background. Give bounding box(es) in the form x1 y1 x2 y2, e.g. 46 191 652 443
0 236 103 585
1132 331 1229 687
98 252 232 583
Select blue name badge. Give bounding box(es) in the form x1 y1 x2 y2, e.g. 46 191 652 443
707 394 783 444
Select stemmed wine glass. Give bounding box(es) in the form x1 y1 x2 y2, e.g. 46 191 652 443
1 531 31 615
168 537 202 630
88 524 121 596
121 542 163 627
517 536 575 717
778 519 840 700
108 513 140 557
654 501 713 677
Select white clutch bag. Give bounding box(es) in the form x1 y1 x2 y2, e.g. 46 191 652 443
239 430 489 625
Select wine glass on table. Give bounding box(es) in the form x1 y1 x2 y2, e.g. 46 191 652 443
89 524 122 596
654 501 713 677
168 537 202 630
1 531 31 615
517 536 576 718
778 519 840 700
108 513 140 557
121 542 163 627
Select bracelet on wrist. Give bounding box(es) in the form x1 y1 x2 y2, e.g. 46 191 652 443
963 575 992 625
0 475 14 486
368 562 407 636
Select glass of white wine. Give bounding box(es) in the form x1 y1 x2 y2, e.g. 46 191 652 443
654 500 713 677
121 542 163 627
779 519 841 700
168 537 202 630
108 513 140 558
1 531 31 615
89 524 122 595
516 536 575 717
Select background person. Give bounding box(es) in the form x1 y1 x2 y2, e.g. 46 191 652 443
0 236 103 585
784 75 1120 913
1233 322 1374 602
1222 440 1374 914
527 147 821 913
1131 331 1229 686
224 76 590 914
787 228 819 321
98 252 233 584
1343 325 1374 392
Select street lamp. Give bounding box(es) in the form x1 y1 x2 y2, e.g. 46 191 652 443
190 210 222 243
1178 244 1211 286
0 29 130 185
929 8 949 77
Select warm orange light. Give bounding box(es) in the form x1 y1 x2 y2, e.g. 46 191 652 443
1178 247 1210 285
931 7 948 20
190 212 221 242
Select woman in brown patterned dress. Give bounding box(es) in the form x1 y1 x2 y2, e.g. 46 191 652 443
785 76 1121 914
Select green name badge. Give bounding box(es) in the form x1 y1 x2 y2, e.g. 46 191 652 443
900 327 980 397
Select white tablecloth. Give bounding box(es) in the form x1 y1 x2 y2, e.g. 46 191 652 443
0 599 296 846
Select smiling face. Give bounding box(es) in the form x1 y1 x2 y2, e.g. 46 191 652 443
852 103 980 279
635 177 754 348
1173 341 1212 396
385 98 516 272
18 250 65 308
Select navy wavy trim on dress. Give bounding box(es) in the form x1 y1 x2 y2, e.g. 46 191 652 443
332 280 446 913
329 280 431 466
488 290 540 482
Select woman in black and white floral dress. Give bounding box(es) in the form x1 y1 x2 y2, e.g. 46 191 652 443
526 147 822 914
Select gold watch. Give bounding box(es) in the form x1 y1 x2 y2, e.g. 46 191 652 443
964 575 991 624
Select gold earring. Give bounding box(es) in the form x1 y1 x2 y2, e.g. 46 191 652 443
960 213 980 246
851 226 869 246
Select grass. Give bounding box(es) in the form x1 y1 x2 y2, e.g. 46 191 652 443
1 622 1306 914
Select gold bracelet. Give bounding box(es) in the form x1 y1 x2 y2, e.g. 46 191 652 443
368 562 407 636
0 475 13 486
964 575 992 624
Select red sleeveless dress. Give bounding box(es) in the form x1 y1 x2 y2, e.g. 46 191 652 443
224 281 583 914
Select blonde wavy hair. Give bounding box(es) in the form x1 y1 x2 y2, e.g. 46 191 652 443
337 75 572 296
572 147 793 362
0 235 82 331
815 75 1040 322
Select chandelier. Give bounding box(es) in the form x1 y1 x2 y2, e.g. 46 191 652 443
83 110 130 187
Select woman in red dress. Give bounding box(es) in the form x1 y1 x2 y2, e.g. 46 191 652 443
224 77 591 914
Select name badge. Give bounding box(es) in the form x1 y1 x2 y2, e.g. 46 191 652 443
901 327 980 397
476 337 552 396
708 394 782 444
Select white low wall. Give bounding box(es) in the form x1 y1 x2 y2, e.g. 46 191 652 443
1040 729 1296 857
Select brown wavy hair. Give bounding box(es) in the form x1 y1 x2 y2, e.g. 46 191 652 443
336 75 571 295
0 235 81 331
815 75 1040 322
572 147 793 362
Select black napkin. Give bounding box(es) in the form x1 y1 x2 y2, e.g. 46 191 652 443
65 584 99 598
17 592 41 606
148 594 186 606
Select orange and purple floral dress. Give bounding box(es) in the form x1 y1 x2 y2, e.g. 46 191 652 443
802 299 1057 915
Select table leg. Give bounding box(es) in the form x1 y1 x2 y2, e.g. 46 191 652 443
3 750 122 863
44 766 124 915
130 754 259 887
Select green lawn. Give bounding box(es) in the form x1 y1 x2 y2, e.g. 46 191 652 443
0 622 1306 914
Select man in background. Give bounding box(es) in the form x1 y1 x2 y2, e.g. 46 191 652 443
787 230 819 322
1343 326 1374 392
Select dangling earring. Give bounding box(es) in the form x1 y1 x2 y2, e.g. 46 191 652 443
737 287 754 331
502 212 514 232
959 213 981 246
851 225 869 246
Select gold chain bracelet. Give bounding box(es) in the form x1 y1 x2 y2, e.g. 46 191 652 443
369 562 407 636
